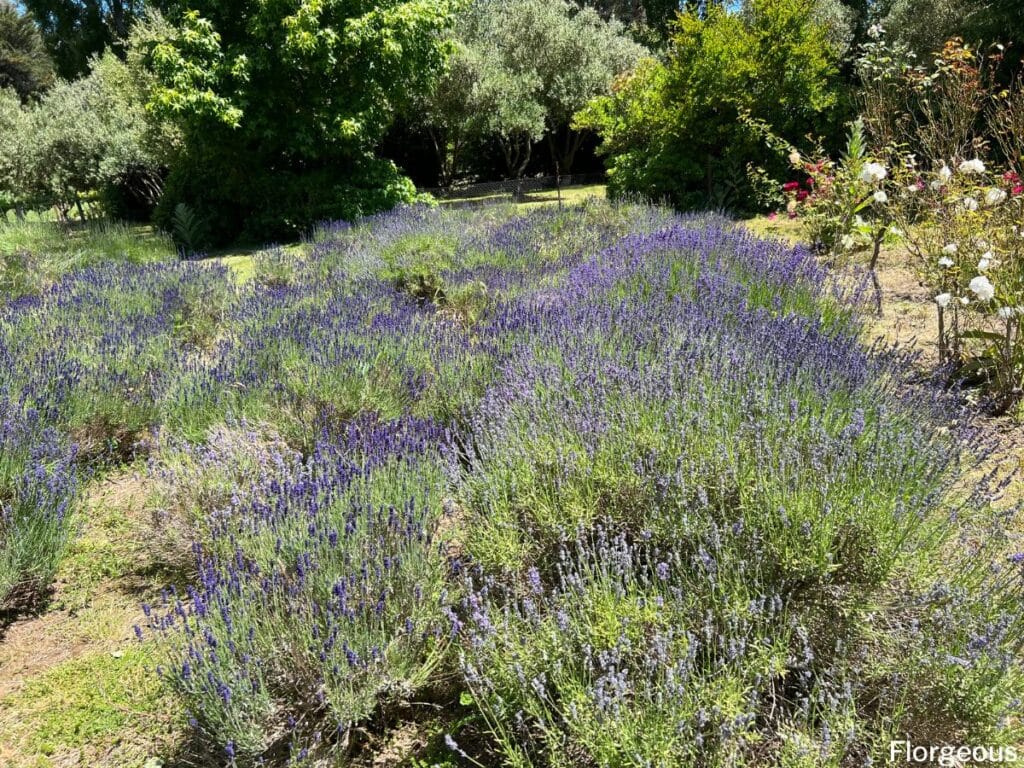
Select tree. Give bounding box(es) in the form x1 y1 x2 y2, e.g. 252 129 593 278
0 88 34 216
420 0 646 183
583 0 688 40
20 0 147 78
140 0 455 243
0 2 54 100
414 40 486 187
0 51 164 220
882 0 1024 69
576 0 845 210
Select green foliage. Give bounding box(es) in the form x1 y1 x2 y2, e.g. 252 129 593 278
576 0 846 212
419 0 646 182
141 0 456 244
169 202 206 255
0 51 166 220
882 0 1024 66
0 1 54 100
20 0 148 78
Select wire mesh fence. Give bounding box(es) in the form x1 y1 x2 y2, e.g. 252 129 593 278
419 173 606 205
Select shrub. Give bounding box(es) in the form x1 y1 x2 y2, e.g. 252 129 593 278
0 402 79 611
576 0 846 212
148 418 454 759
140 0 455 243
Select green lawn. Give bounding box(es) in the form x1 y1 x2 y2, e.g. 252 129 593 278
437 182 607 209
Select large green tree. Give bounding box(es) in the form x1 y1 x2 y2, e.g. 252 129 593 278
420 0 646 183
576 0 845 210
20 0 146 78
0 51 164 220
141 0 455 243
0 1 54 100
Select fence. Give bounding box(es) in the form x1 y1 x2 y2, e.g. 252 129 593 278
419 173 606 204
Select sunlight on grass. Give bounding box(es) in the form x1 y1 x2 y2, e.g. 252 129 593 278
741 214 806 244
437 182 607 210
0 644 182 768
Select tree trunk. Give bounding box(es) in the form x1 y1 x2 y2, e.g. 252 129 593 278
547 127 585 177
75 197 87 225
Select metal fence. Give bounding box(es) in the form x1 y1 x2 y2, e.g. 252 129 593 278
419 173 606 204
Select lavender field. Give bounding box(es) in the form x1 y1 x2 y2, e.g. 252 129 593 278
1 201 1022 766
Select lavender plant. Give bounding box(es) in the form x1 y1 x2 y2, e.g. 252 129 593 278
0 200 1020 766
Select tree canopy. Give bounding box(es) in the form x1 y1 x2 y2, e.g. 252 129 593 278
0 1 54 100
577 0 845 210
419 0 646 183
140 0 456 243
20 0 147 78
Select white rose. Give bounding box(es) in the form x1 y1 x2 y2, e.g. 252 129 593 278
873 190 889 204
997 307 1015 320
938 256 954 268
938 164 953 183
985 187 1008 206
935 292 952 308
969 275 996 302
942 243 958 255
958 158 986 175
962 196 979 211
978 251 994 271
860 162 888 183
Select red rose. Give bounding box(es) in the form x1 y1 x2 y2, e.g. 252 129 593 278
782 181 800 192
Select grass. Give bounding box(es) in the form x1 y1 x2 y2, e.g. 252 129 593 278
0 644 181 768
0 466 184 767
741 213 806 244
437 182 607 210
0 219 177 301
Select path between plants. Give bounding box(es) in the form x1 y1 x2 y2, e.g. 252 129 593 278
0 469 182 767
